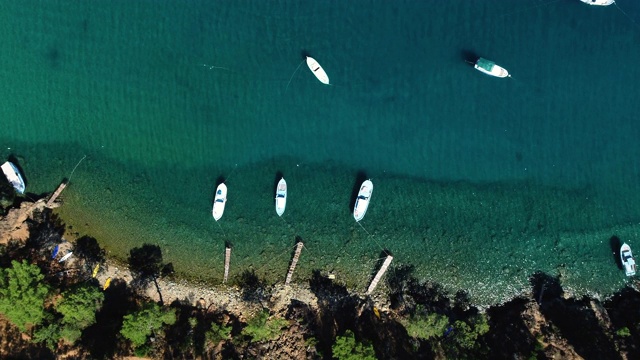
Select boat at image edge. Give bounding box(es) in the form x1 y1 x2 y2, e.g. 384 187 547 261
474 57 510 78
580 0 614 6
306 56 330 85
1 161 26 194
353 180 373 222
212 183 227 221
275 178 287 216
621 243 636 277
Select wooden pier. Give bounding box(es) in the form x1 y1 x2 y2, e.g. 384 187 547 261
223 246 231 283
46 180 67 208
285 241 304 285
366 255 393 295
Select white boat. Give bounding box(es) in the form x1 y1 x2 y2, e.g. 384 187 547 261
474 57 510 78
580 0 614 6
353 180 373 222
275 178 287 216
58 252 73 263
621 243 636 276
212 183 227 221
1 161 26 194
306 56 330 85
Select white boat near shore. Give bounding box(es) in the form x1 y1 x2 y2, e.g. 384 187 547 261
275 178 287 216
621 243 636 276
58 252 73 263
474 57 510 78
1 161 26 194
306 56 330 85
212 183 227 221
580 0 614 6
354 180 373 222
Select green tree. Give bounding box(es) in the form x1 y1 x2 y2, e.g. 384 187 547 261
332 330 376 360
32 322 61 350
400 312 449 340
444 313 490 357
56 284 104 343
241 309 288 343
206 321 232 345
0 260 51 331
120 302 176 348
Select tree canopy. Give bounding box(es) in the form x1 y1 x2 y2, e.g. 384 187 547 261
0 260 51 332
56 284 105 343
120 302 176 348
241 309 288 343
400 310 449 340
332 330 377 360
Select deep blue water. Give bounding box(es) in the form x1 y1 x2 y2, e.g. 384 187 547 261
2 0 640 305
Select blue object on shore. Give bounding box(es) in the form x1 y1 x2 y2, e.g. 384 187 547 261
443 326 454 337
51 245 59 259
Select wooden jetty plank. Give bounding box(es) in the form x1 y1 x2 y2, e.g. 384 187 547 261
46 181 67 208
285 242 304 285
223 247 231 283
366 255 393 295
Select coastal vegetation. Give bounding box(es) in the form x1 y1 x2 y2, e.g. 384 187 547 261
1 195 640 358
120 302 176 350
0 260 50 332
241 309 288 343
331 330 376 360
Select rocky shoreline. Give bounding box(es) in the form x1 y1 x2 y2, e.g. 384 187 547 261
2 196 640 359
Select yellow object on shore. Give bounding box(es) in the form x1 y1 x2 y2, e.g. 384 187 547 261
373 307 380 319
92 264 100 278
103 277 112 290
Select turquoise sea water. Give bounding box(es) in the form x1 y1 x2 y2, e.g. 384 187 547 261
2 0 640 306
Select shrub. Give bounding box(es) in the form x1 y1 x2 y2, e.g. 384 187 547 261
616 327 631 337
400 312 449 340
206 321 232 344
332 330 376 360
241 309 288 343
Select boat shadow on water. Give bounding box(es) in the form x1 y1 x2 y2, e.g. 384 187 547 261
610 235 623 270
273 171 284 203
349 171 368 214
460 49 480 67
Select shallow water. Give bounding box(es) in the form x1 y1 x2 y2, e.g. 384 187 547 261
2 0 640 306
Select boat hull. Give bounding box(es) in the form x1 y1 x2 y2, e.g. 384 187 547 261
354 180 373 222
275 178 287 216
212 183 227 221
1 161 26 194
579 0 614 6
306 56 330 85
621 243 636 276
474 57 510 78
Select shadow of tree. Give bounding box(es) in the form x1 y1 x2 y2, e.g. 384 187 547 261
308 270 357 358
604 286 640 358
386 263 451 316
25 209 64 261
128 244 172 305
530 271 619 359
74 236 105 268
80 279 137 359
238 270 267 304
485 298 537 359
